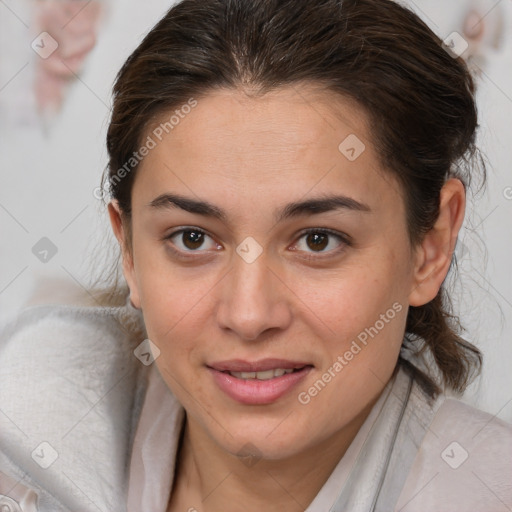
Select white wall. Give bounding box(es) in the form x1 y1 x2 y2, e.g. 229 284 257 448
1 0 511 421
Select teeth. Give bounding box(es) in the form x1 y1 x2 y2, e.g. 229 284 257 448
229 368 297 380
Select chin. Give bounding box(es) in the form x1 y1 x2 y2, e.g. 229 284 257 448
206 414 316 462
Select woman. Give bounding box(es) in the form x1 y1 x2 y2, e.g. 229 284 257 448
1 0 511 510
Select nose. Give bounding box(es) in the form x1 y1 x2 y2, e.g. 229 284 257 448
215 249 292 341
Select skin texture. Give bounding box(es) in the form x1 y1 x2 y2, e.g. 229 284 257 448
108 84 465 511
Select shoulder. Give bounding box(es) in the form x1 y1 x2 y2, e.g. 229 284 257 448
0 302 145 418
0 302 149 511
397 395 512 511
0 298 144 353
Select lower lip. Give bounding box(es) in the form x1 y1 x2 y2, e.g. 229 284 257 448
208 366 313 405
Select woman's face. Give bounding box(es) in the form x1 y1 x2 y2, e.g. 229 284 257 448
116 85 422 459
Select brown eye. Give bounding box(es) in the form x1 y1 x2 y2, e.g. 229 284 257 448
292 228 350 259
165 228 219 253
305 232 329 252
181 230 205 250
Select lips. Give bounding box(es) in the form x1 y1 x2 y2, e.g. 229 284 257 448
207 358 311 373
207 358 313 405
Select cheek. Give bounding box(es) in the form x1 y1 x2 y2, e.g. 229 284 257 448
138 280 205 366
300 272 408 426
295 254 409 338
299 256 410 393
133 241 207 330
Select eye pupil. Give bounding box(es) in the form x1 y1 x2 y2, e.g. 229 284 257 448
306 232 328 251
183 230 204 250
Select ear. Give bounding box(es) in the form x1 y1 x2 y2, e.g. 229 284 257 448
409 178 466 307
107 200 141 309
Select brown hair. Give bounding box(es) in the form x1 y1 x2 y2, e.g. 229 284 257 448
100 0 484 396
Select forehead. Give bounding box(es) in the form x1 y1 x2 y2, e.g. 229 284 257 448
132 84 402 219
144 84 372 163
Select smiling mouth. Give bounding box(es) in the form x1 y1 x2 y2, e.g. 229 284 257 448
222 367 307 380
208 364 313 405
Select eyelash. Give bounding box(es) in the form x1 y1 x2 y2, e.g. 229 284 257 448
162 227 351 261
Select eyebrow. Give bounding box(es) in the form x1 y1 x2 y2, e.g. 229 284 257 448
147 192 371 223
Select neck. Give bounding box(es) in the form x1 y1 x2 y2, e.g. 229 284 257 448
172 398 378 512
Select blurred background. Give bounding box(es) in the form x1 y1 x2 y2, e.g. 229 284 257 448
0 0 511 421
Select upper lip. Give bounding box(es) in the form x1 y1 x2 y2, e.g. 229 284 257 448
207 359 312 372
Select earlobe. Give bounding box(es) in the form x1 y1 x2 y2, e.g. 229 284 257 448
107 200 142 309
408 179 466 307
